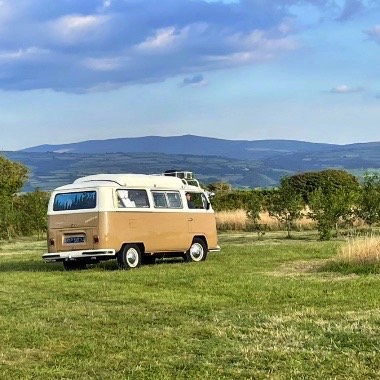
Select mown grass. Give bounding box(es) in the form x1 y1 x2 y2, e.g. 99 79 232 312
0 234 380 379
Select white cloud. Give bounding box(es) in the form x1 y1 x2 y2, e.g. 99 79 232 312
0 0 372 93
137 27 182 51
231 30 298 52
49 14 109 45
330 84 364 93
0 47 49 62
82 57 123 71
365 25 380 43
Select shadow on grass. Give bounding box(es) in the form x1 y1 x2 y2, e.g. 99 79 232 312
0 260 64 272
219 231 324 245
318 260 380 275
94 257 185 271
0 257 186 273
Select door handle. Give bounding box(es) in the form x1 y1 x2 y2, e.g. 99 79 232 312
188 218 193 221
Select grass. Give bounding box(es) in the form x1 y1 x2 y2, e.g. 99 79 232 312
0 234 380 379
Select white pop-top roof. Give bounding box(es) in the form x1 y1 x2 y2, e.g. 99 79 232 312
54 173 200 191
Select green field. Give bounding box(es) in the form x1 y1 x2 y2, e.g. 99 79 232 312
0 234 379 379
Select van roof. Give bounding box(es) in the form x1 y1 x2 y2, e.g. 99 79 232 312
54 173 201 191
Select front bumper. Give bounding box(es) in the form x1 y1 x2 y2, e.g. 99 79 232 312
42 249 116 262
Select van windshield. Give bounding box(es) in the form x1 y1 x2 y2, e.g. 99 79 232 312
53 191 97 211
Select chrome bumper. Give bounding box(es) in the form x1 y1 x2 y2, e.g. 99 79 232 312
42 249 116 262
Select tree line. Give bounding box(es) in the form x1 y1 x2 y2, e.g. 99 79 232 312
209 169 380 240
0 156 49 240
1 154 380 241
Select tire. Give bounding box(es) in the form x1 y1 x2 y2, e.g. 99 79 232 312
63 260 87 271
184 238 208 263
117 244 142 269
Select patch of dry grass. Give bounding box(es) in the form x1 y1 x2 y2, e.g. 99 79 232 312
215 209 315 231
215 209 248 231
337 236 380 264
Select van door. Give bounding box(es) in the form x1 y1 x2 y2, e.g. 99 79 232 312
50 212 99 252
48 190 99 253
186 192 216 240
150 191 190 252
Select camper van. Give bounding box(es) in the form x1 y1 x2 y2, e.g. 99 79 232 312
42 172 220 270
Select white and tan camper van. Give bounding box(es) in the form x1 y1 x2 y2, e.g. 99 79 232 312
42 171 220 270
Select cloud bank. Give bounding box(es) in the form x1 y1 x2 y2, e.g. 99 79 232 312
0 0 375 93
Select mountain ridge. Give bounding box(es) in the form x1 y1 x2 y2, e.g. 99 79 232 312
20 134 342 161
6 135 380 191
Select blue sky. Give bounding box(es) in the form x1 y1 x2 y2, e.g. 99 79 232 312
1 0 379 150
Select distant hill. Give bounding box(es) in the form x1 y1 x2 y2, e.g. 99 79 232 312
20 134 337 161
5 135 380 191
4 151 288 192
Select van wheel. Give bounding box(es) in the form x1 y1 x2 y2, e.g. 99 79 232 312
63 260 87 271
117 244 142 269
184 238 207 262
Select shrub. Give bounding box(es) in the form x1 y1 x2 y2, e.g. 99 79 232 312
287 169 360 203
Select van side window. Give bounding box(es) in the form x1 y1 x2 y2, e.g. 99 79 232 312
152 192 168 208
167 192 183 208
53 191 96 211
152 191 182 209
117 189 149 208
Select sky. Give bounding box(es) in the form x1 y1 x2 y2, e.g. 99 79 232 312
1 0 380 150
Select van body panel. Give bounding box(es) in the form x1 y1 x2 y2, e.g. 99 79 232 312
48 212 99 253
98 211 190 252
188 211 219 249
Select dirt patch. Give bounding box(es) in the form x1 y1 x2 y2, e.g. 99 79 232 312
269 259 359 281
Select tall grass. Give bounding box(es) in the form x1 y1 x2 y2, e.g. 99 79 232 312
215 209 315 232
323 236 380 274
337 236 380 264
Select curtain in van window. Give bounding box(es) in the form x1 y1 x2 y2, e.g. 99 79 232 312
53 191 96 211
117 189 149 208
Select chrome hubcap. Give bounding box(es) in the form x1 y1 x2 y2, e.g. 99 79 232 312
126 248 139 267
190 243 203 261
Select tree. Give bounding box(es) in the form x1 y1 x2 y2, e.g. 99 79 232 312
207 182 232 192
246 191 266 239
0 156 28 196
267 177 304 238
14 189 49 239
308 186 358 240
0 156 28 240
356 172 380 228
212 189 256 211
0 193 17 241
287 169 360 203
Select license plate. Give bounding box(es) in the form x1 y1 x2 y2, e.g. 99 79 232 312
64 236 85 244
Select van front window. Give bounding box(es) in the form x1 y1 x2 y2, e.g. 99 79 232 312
53 191 97 211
